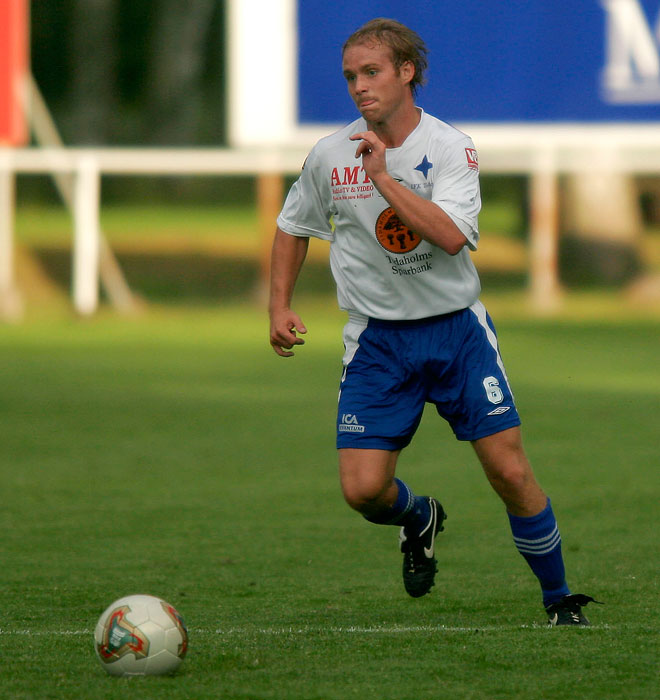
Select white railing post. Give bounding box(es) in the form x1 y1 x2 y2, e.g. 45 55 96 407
529 148 561 311
0 150 22 320
73 155 101 315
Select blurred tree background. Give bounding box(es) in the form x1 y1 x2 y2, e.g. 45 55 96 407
26 0 246 205
31 0 226 146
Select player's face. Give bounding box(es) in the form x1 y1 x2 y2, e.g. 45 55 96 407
342 41 414 126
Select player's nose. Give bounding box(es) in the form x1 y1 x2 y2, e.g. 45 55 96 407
353 75 367 93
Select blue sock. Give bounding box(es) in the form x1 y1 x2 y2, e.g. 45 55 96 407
508 498 571 607
364 478 431 533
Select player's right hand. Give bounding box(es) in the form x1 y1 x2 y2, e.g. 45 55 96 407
269 309 307 357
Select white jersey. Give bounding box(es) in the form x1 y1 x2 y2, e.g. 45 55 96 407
277 109 482 320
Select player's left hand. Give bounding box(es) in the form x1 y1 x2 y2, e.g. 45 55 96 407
350 131 387 180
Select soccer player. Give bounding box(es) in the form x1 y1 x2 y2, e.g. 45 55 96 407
269 18 599 626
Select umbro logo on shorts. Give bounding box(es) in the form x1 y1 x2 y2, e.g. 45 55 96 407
487 406 511 416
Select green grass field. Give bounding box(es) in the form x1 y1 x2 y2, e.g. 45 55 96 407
1 301 658 699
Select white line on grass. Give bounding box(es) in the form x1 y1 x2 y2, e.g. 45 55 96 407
0 623 608 637
212 625 538 634
0 629 91 636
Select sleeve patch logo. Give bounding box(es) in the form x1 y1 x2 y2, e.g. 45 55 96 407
465 148 479 171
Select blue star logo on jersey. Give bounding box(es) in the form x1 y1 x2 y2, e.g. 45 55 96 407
414 155 433 179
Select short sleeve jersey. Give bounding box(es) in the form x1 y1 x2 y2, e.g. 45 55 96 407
277 109 482 320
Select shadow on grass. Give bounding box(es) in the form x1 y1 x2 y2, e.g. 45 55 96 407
32 247 339 303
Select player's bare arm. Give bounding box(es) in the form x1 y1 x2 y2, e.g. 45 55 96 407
269 228 309 357
350 130 467 256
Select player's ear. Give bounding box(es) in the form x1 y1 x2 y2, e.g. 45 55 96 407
399 60 415 86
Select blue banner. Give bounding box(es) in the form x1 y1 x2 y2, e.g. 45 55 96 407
297 0 660 123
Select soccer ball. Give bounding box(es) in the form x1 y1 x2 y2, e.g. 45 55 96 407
94 594 188 676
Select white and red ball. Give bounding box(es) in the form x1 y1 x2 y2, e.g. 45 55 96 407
94 594 188 676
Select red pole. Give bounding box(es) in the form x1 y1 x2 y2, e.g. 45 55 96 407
0 0 29 146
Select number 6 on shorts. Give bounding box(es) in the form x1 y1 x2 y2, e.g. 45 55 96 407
483 376 504 404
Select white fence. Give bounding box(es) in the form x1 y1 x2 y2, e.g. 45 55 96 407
2 124 660 316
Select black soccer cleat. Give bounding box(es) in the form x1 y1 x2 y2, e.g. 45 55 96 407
399 497 446 598
546 594 603 627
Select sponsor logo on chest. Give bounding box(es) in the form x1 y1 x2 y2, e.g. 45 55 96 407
331 166 374 201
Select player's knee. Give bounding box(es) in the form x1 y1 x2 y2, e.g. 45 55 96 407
341 479 389 515
493 463 529 491
475 430 534 492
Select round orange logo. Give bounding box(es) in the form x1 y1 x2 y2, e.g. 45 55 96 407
375 207 421 254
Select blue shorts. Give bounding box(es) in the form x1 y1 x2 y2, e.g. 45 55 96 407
336 301 521 449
